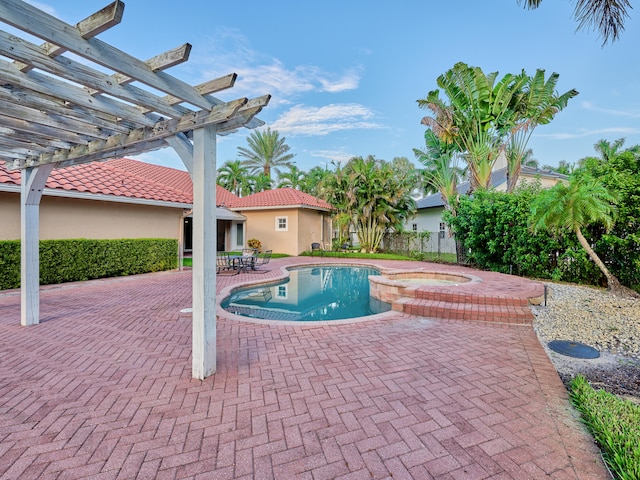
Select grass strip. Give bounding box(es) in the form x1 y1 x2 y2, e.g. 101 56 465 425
569 375 640 480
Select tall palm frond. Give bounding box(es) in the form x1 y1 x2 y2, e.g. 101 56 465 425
237 127 295 179
518 0 631 45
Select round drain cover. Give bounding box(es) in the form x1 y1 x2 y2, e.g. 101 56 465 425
548 340 600 359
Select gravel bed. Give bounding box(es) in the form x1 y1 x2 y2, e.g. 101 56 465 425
532 282 640 402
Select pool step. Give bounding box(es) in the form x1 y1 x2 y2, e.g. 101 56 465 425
396 297 534 325
413 289 531 308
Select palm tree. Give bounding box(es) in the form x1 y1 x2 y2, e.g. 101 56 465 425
522 149 539 168
237 127 295 179
342 156 416 253
530 174 626 294
277 165 306 189
419 62 529 192
413 130 464 211
320 161 352 245
518 0 631 44
250 173 273 193
217 160 248 196
506 70 578 192
301 165 331 196
543 160 575 175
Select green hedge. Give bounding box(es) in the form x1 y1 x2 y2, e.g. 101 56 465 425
0 238 178 290
444 186 634 290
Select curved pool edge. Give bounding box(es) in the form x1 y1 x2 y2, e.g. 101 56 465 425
216 260 395 325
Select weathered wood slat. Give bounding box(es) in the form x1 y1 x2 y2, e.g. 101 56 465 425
0 60 158 127
141 73 237 114
104 43 192 90
0 0 218 110
0 31 191 119
1 129 71 150
15 1 124 73
0 113 89 145
0 84 133 134
0 98 110 139
11 97 253 168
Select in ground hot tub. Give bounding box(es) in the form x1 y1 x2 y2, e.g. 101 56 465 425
369 270 478 305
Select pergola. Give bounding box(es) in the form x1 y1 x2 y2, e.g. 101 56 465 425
0 0 269 379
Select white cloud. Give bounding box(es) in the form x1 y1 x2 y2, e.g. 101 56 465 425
270 104 384 136
581 101 640 118
194 29 361 103
308 149 354 164
535 127 640 140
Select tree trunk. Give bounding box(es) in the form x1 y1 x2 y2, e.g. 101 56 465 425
507 162 521 193
575 227 625 294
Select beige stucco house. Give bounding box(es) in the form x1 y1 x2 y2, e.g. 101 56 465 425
0 158 244 254
228 188 333 256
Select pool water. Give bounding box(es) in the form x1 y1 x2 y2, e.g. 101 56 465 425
221 266 391 321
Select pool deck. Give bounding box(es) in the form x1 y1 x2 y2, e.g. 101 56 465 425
0 257 608 479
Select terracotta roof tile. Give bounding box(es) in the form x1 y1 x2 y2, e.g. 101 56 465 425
0 158 239 207
229 188 333 210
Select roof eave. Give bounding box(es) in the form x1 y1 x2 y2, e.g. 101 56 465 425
0 183 191 209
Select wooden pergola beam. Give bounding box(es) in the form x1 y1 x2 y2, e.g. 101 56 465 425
0 0 220 110
0 60 158 127
0 32 191 119
0 85 134 134
14 0 124 73
104 43 192 91
13 97 260 168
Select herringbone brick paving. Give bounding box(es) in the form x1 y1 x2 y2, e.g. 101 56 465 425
0 258 607 479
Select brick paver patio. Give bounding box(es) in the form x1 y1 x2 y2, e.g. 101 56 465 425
0 258 607 479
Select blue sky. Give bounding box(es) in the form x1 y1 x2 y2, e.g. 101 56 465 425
31 1 640 173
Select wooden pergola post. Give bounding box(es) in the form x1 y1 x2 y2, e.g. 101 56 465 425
20 164 53 326
191 126 217 378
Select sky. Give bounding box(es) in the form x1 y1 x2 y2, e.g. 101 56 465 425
23 1 640 174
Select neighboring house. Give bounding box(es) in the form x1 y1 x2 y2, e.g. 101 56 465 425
406 166 568 254
228 188 333 256
0 158 245 254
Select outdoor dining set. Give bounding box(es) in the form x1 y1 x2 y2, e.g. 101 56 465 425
216 249 272 275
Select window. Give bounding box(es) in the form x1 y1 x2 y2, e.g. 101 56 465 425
276 216 288 231
439 222 445 232
412 223 418 232
277 285 288 299
236 223 244 246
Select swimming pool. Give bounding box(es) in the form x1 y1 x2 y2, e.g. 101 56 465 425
221 265 391 321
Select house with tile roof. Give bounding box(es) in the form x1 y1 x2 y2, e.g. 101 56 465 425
228 188 334 256
0 158 245 254
405 166 568 254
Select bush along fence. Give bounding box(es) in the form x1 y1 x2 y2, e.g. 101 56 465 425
445 187 639 293
0 238 178 291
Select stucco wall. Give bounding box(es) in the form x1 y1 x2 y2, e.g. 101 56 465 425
0 191 183 241
238 207 330 256
241 208 299 255
298 208 330 254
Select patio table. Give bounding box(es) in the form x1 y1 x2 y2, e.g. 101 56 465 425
228 255 256 272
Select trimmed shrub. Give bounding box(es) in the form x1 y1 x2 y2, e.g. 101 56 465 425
0 238 178 290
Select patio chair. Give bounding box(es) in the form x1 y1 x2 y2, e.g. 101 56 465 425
248 250 272 273
216 255 239 275
311 242 325 256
